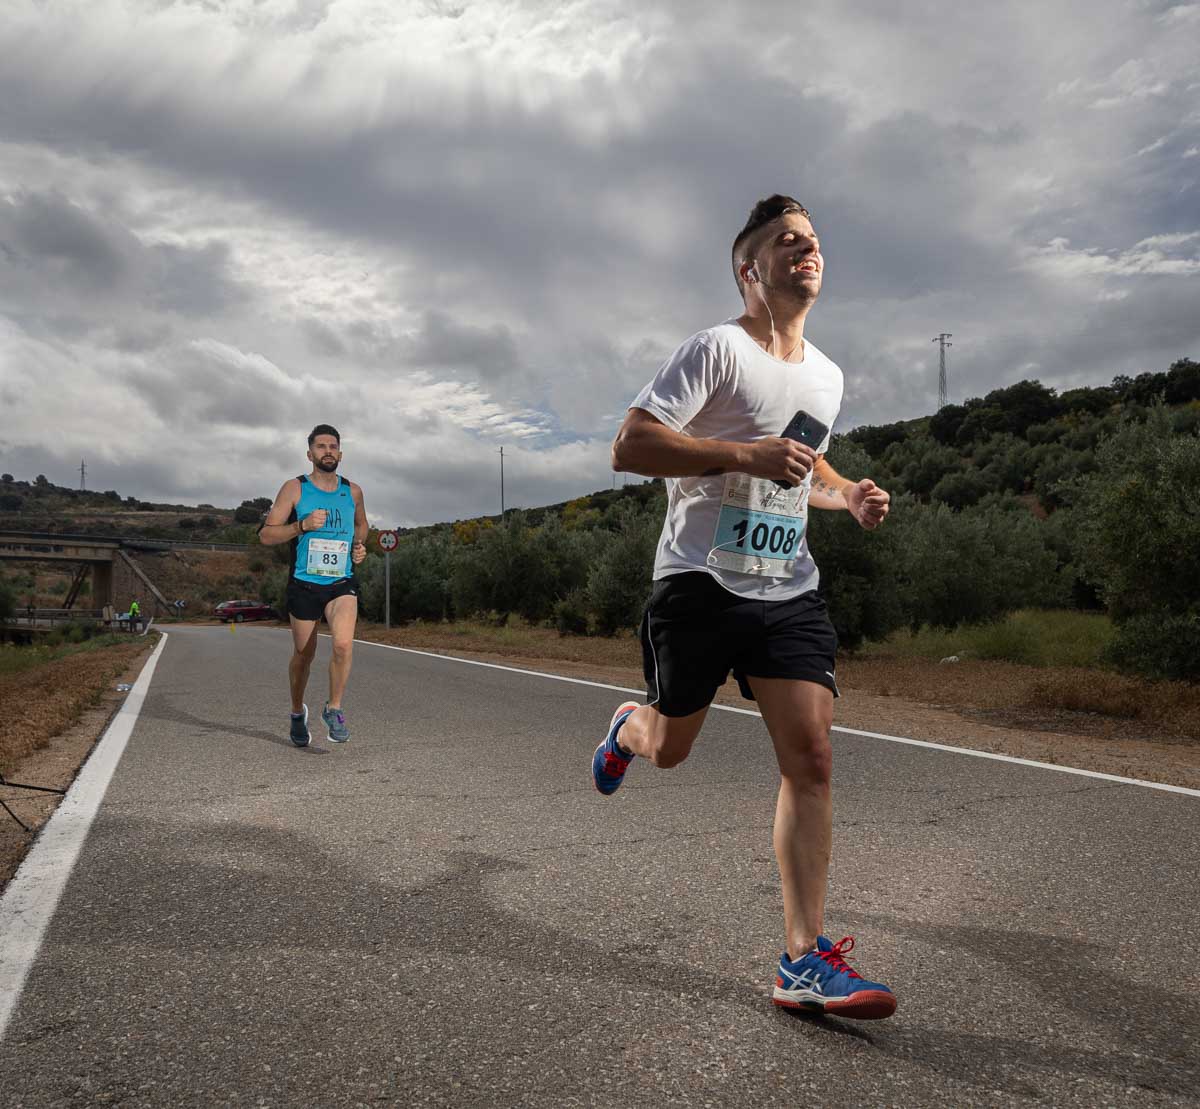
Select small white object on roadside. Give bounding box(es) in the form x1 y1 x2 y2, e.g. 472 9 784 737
939 655 960 664
116 683 132 692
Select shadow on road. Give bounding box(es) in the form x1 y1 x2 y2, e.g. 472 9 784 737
12 811 1194 1104
141 700 332 754
841 908 1198 1099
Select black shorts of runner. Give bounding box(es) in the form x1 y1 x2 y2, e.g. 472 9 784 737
285 576 359 623
640 571 839 717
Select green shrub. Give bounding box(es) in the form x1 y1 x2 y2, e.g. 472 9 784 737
809 437 905 650
450 516 588 624
553 589 590 636
889 497 1064 631
1105 609 1200 682
586 508 659 635
1070 403 1200 680
259 568 289 615
360 535 454 624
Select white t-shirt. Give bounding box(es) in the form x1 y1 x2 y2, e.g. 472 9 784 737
630 318 844 601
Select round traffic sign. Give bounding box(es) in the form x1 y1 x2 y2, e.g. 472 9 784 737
377 529 398 552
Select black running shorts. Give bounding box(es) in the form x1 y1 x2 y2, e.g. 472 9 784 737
285 576 358 623
640 571 839 717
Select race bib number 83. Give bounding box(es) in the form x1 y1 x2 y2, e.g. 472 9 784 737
307 538 349 578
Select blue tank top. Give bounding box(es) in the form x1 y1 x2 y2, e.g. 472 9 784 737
290 475 355 584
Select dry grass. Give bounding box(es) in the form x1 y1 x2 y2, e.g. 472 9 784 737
838 656 1200 743
358 619 643 669
0 636 155 770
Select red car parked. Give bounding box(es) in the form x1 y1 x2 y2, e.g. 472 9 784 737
214 599 276 623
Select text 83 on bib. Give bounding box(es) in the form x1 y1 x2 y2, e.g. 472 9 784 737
307 537 349 578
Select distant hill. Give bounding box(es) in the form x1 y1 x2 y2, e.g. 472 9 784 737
4 356 1196 543
0 474 272 543
843 358 1200 511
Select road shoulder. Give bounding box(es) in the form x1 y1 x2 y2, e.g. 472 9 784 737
0 637 159 888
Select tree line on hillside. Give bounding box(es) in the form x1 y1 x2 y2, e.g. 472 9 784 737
265 360 1198 682
0 473 259 543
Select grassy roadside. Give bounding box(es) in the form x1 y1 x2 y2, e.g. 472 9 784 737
350 614 1200 743
860 610 1116 669
0 634 158 769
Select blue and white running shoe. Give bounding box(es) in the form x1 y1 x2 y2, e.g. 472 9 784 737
773 935 897 1020
289 705 310 748
592 701 639 795
322 703 350 744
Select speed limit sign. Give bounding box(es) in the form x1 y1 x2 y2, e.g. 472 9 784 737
377 529 398 552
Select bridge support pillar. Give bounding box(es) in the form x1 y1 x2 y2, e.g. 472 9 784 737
93 559 114 608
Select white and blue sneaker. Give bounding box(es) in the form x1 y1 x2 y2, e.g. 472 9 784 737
289 705 310 748
592 701 639 794
322 703 350 744
773 935 896 1020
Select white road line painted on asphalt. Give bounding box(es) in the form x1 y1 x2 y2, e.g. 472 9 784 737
0 632 169 1043
351 637 1200 800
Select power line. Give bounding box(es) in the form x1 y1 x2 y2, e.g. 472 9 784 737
932 333 953 410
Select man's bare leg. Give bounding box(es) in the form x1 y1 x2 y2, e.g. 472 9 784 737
324 594 358 709
747 675 834 958
612 702 710 768
289 617 319 714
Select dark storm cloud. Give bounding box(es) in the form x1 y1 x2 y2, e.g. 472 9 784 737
0 188 244 325
334 311 522 382
1 189 128 287
0 0 1196 518
407 311 520 377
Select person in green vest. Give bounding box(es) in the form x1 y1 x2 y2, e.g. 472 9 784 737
129 598 140 632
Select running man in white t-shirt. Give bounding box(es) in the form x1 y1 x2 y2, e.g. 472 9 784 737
591 195 897 1019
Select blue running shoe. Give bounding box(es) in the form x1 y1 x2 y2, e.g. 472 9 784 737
592 701 639 795
289 705 310 748
773 936 896 1020
322 703 350 744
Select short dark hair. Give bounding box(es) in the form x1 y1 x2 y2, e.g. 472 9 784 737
308 424 340 447
731 194 812 292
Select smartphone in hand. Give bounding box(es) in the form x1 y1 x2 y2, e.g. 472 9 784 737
775 410 829 488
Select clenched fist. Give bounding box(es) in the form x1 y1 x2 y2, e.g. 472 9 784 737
351 541 367 565
302 508 328 532
847 479 890 530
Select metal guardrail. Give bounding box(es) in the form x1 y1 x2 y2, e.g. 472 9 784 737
0 530 253 552
2 608 154 632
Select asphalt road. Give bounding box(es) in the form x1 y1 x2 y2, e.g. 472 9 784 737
2 625 1197 1107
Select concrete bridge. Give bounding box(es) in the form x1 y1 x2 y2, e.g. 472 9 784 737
0 530 251 612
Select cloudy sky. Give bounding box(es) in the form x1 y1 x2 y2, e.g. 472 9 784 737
1 0 1197 526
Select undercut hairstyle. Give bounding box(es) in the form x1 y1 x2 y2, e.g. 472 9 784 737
731 194 813 294
307 423 340 447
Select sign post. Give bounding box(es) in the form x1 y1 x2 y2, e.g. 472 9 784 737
377 530 399 629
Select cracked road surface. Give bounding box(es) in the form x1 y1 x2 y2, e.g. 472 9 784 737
2 625 1197 1107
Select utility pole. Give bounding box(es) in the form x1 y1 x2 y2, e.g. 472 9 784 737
79 459 86 490
932 333 953 410
498 446 505 520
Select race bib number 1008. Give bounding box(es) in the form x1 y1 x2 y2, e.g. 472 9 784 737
306 538 349 578
707 474 807 578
